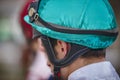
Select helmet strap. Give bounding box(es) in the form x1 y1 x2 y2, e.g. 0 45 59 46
54 66 61 80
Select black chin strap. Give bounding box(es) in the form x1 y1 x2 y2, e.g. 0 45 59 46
54 66 61 80
40 35 91 80
41 35 90 67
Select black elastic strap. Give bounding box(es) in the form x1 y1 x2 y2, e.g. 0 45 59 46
41 35 90 67
54 66 61 80
35 16 118 36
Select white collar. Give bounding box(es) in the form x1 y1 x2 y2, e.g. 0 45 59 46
68 61 120 80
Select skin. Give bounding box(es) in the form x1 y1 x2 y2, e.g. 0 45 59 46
38 39 105 80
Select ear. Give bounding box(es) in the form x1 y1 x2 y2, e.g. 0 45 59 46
55 40 70 59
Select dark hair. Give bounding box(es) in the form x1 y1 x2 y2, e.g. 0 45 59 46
49 37 105 58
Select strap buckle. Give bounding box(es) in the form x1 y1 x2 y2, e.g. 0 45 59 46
28 7 39 22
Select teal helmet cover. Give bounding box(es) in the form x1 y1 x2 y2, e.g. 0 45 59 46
24 0 118 49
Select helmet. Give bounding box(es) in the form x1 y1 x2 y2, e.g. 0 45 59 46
24 0 118 49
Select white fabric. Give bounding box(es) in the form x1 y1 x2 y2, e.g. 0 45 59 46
68 61 120 80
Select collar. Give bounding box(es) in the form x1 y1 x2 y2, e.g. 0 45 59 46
68 61 120 80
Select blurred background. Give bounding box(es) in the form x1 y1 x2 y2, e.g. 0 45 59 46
0 0 120 80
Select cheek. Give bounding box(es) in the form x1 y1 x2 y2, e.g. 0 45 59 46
37 38 54 74
47 60 54 73
37 50 54 73
41 49 54 73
